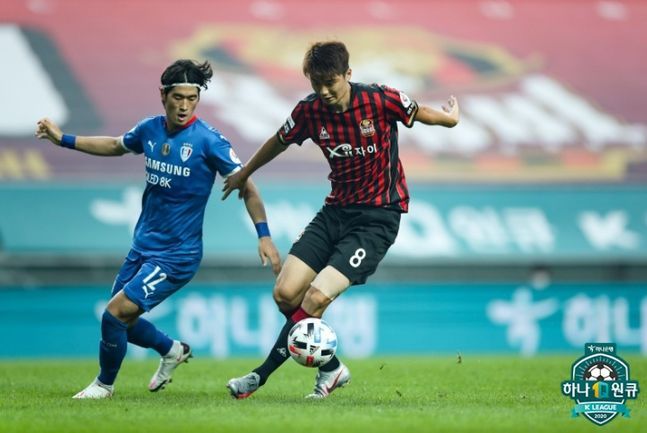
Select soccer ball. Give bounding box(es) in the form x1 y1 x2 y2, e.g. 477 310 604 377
287 318 337 368
584 362 617 381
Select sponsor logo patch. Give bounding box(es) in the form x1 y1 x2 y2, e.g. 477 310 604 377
229 148 242 165
562 343 640 426
283 115 295 134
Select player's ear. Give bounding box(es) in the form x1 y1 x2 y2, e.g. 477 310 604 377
345 68 352 80
159 87 166 104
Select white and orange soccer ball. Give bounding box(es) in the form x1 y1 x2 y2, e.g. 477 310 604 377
287 318 337 368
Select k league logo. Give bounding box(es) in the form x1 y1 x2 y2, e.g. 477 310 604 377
561 343 640 426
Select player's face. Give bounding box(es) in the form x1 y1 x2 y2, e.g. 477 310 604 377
310 69 352 110
161 86 200 130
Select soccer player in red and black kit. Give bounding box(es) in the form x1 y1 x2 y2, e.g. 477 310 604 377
222 40 459 399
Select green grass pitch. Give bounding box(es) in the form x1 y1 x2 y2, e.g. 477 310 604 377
1 356 645 433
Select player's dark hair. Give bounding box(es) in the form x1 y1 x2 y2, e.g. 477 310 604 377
160 59 213 94
302 41 349 82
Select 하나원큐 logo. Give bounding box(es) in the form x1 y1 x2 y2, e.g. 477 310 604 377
562 343 640 426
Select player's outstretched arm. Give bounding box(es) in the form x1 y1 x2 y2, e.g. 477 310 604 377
35 117 128 156
241 178 282 275
222 134 287 200
414 95 460 127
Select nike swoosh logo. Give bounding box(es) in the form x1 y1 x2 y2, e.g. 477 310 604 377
324 370 344 395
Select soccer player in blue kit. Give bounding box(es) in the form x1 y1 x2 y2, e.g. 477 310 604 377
35 59 281 399
223 41 459 399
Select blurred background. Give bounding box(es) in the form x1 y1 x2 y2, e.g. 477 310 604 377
1 0 646 359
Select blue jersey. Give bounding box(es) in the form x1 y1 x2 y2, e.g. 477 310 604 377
119 115 242 259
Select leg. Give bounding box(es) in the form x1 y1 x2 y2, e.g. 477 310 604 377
110 253 175 356
302 208 402 399
127 318 173 356
273 254 316 314
288 266 350 373
74 256 196 398
73 290 140 399
301 265 350 317
299 267 353 398
99 291 142 384
226 255 316 399
127 315 193 392
116 261 196 392
228 206 344 399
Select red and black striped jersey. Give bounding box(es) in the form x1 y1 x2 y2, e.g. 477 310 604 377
277 82 418 212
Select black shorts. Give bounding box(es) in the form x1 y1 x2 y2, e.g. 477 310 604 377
289 205 401 285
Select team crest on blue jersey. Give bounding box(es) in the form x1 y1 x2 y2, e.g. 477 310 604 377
162 143 171 156
359 119 375 137
180 143 193 162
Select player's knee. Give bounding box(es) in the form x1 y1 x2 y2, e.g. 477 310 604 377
105 304 133 323
106 292 140 323
272 283 301 312
303 286 333 311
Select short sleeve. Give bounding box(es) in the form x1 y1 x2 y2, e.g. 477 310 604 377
206 131 243 178
379 85 419 128
277 102 309 146
120 120 146 154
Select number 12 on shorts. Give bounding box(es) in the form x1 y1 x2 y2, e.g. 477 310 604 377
142 266 167 299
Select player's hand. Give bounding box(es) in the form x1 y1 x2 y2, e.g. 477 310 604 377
222 170 248 200
258 237 282 276
35 118 63 145
441 95 460 123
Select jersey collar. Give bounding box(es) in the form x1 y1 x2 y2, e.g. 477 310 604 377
165 115 198 134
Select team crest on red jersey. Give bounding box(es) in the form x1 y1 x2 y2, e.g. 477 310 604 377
359 119 375 137
180 143 193 162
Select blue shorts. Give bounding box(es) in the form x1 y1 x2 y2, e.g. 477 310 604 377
111 249 200 312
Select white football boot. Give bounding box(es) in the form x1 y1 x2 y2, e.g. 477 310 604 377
148 340 193 392
72 379 114 399
226 372 261 399
306 362 351 399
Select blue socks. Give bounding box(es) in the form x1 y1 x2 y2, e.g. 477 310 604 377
97 311 128 385
127 318 173 356
97 313 174 386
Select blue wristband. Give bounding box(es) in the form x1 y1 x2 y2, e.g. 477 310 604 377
60 134 76 149
255 222 271 238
